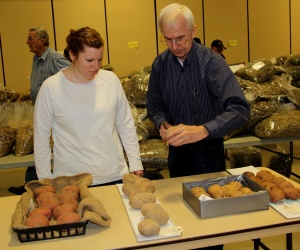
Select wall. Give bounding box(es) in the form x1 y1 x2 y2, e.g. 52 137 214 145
0 0 299 93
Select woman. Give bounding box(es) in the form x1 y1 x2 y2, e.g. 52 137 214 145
34 27 143 186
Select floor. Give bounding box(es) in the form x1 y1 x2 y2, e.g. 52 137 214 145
1 141 300 249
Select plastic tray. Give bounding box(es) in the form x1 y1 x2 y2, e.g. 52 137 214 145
14 221 88 243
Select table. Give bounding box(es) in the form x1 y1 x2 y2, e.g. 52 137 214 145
3 134 299 177
1 168 300 249
224 135 300 179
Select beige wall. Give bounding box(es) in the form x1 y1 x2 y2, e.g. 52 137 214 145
0 0 299 92
248 0 290 61
291 0 300 54
204 0 248 64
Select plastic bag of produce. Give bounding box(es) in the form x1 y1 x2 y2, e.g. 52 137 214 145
228 146 262 168
123 73 149 107
254 109 300 138
0 104 16 157
12 102 34 157
235 59 276 83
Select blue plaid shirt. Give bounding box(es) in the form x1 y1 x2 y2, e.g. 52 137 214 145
30 47 71 104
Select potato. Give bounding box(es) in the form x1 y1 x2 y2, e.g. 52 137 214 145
60 196 79 207
261 174 276 182
38 197 60 212
222 185 235 197
28 207 52 220
239 187 254 195
269 188 285 203
279 181 294 190
145 209 169 226
25 214 49 228
129 192 156 209
138 218 160 237
122 183 140 197
134 178 151 187
256 170 272 179
61 185 80 195
272 176 286 186
58 190 79 201
190 187 207 198
141 203 163 216
138 181 155 193
228 181 243 190
56 212 81 225
53 204 77 220
262 182 278 192
34 185 56 198
283 187 300 200
243 171 255 178
208 184 224 199
36 191 57 204
122 173 139 184
229 190 244 197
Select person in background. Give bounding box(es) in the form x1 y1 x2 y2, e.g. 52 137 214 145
147 4 249 249
8 27 71 195
193 37 201 44
34 27 143 186
211 39 226 60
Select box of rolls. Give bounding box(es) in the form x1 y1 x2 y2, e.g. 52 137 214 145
182 174 269 218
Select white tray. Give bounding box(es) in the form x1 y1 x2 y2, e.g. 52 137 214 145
116 184 182 242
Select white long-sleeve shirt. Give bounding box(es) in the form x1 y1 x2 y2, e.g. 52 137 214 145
34 69 143 185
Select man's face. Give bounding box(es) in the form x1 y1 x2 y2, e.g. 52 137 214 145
161 15 195 61
26 31 43 55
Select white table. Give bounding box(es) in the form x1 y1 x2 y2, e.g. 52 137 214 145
1 168 300 250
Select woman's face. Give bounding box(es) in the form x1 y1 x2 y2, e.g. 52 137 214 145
71 45 104 82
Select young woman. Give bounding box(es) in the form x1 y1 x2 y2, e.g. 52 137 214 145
34 27 143 186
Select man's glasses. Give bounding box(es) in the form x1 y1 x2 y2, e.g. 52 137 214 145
160 32 191 46
27 37 38 42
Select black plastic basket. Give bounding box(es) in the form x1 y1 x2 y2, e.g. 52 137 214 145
14 221 88 243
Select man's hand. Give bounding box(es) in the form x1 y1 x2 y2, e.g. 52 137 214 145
159 121 172 141
165 124 209 146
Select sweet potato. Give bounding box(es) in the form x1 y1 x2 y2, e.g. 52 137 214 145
25 214 49 228
56 212 81 225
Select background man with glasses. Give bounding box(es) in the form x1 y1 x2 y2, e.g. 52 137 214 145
147 4 249 248
8 27 71 195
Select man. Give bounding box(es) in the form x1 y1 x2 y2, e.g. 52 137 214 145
147 5 249 248
8 27 71 195
148 0 249 237
211 39 226 60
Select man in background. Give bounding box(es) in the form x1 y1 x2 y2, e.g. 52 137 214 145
211 39 226 60
8 27 71 195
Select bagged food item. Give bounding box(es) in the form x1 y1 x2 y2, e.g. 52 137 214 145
16 89 31 102
225 98 279 138
254 109 300 138
0 83 7 102
139 139 168 169
235 59 276 83
123 73 149 107
5 88 20 101
282 54 300 81
277 74 300 106
0 104 16 157
129 102 149 142
11 102 34 157
229 146 262 168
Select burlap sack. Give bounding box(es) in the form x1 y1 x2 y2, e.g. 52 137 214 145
11 173 111 231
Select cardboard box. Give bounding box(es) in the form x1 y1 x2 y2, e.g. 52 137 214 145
182 174 269 219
